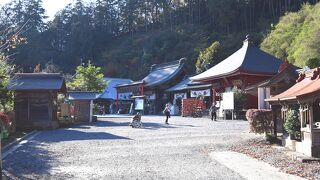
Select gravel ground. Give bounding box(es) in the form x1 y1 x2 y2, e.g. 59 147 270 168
3 116 258 179
230 138 320 180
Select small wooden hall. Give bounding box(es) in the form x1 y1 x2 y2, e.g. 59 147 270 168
9 73 66 130
267 68 320 157
191 36 283 109
116 58 186 114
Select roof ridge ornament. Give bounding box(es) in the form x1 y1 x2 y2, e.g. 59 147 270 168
296 73 306 82
311 67 320 80
243 34 254 47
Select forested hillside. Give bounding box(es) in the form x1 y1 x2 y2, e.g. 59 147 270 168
261 2 320 68
0 0 319 79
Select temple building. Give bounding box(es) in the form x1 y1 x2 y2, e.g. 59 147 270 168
266 68 320 157
116 58 186 114
191 36 283 109
97 78 133 114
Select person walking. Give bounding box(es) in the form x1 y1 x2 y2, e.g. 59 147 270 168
209 103 217 121
163 104 171 124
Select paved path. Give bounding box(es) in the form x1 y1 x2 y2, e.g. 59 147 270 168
2 116 299 179
210 152 305 180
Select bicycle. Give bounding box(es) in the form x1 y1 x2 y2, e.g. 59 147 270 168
192 106 203 118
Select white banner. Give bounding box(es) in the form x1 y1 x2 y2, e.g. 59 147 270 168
174 93 187 100
119 93 132 100
190 89 211 98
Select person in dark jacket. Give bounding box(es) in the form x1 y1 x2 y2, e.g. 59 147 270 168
209 103 217 121
163 104 171 124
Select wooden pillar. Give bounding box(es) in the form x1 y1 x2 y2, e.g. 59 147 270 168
212 88 216 105
299 104 304 130
272 105 277 137
89 100 93 123
116 90 119 113
309 104 314 147
140 83 144 96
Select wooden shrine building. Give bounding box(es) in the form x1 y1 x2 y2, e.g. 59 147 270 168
267 68 320 157
67 91 98 123
191 36 283 109
9 73 66 130
116 58 186 114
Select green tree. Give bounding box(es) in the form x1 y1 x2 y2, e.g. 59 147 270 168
0 55 14 112
195 41 222 73
69 62 107 92
261 3 320 68
306 58 320 68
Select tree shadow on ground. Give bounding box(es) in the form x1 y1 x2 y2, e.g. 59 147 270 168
3 139 55 179
38 129 131 143
93 120 130 127
92 120 197 130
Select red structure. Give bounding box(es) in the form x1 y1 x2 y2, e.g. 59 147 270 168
191 36 283 109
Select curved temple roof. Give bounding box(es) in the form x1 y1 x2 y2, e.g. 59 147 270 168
191 39 283 81
143 58 185 87
116 58 186 89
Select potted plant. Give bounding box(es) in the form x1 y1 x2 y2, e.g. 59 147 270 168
284 109 301 140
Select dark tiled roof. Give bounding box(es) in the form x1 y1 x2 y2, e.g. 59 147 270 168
143 58 186 87
116 58 186 89
8 73 66 91
166 76 211 92
191 39 283 81
67 91 99 100
98 78 133 100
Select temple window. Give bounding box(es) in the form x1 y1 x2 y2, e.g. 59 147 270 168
301 104 310 128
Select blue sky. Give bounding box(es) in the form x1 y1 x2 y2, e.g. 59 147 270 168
0 0 80 20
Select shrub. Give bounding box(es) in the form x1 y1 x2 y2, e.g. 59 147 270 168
0 112 12 139
246 109 272 134
284 109 301 140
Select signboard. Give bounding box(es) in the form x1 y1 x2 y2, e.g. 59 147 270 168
222 92 234 110
134 98 144 110
146 94 156 100
232 79 243 87
174 93 187 100
119 93 132 100
190 89 211 98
